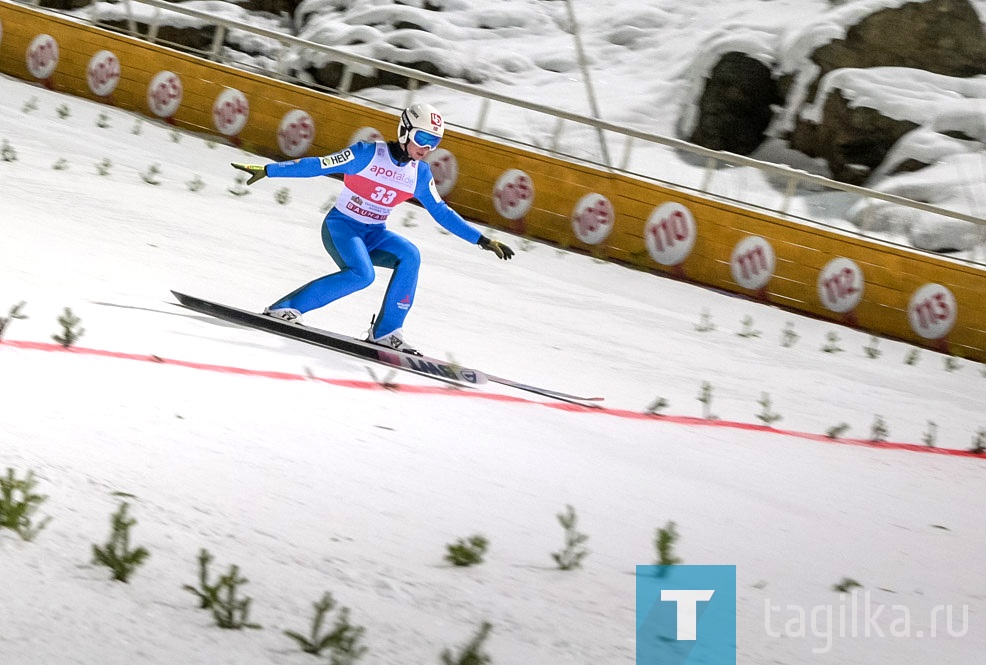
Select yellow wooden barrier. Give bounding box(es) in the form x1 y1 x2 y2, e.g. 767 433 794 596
2 1 984 361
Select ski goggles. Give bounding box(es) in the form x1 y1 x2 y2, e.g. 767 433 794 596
408 128 442 149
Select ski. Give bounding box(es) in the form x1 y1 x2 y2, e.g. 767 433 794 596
171 291 604 405
171 291 486 387
485 374 605 406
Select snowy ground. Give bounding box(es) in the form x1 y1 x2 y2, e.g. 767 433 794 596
0 75 984 664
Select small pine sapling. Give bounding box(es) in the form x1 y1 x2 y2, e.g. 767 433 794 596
52 158 70 171
141 164 162 185
645 396 669 416
274 187 291 205
697 381 717 420
320 195 337 212
212 564 262 629
131 120 143 135
780 322 799 347
694 309 715 332
1 139 17 162
283 591 368 663
365 366 399 391
551 504 589 570
55 103 71 119
832 577 862 593
968 429 986 453
943 356 961 372
186 175 206 192
863 336 881 359
826 423 850 439
229 174 251 197
169 129 182 143
0 468 52 541
402 211 419 228
756 392 782 427
821 331 843 353
21 97 39 113
654 521 682 573
903 348 921 366
445 534 489 567
922 421 937 448
95 112 111 128
441 621 493 665
0 301 28 340
870 415 889 443
519 238 535 252
736 315 761 338
95 158 112 176
92 502 150 582
183 548 222 609
53 307 85 348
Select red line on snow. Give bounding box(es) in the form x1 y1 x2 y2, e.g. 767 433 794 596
4 340 984 460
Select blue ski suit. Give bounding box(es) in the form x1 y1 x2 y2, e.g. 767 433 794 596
264 141 482 338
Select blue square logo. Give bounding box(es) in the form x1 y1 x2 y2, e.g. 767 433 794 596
636 565 736 665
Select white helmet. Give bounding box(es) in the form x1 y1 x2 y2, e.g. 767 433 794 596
398 103 444 150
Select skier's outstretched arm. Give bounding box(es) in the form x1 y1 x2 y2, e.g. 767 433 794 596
415 163 514 260
231 143 376 184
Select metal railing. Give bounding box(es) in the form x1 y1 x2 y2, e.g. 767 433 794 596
30 0 986 265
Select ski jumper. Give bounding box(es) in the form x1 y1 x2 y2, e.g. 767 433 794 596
263 141 482 338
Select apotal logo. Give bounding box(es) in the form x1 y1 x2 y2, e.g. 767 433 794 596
369 164 415 186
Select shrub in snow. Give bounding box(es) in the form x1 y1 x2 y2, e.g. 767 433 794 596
441 621 493 665
52 158 69 171
832 577 862 593
274 187 291 205
826 423 850 439
0 467 52 541
944 356 961 372
55 104 71 119
184 550 262 630
141 164 162 185
736 315 761 338
229 174 251 197
183 548 223 609
780 322 799 347
169 129 182 143
91 502 150 582
186 175 206 192
52 307 84 348
870 415 889 442
654 521 682 571
445 534 489 567
283 591 368 663
95 112 110 128
756 392 782 426
863 336 881 359
0 301 28 340
95 158 112 176
552 504 589 570
697 381 717 420
211 564 262 629
821 331 842 353
694 308 715 332
903 349 921 365
645 396 669 416
21 97 38 113
923 421 937 448
970 430 986 454
1 139 17 162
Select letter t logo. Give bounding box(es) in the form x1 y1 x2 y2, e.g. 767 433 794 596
660 589 715 640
